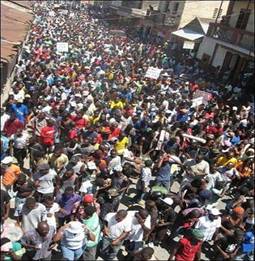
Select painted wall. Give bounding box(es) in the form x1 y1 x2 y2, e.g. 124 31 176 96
196 37 217 60
228 1 254 33
212 45 227 67
179 0 230 28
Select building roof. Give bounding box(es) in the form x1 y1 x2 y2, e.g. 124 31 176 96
182 17 215 35
197 17 215 34
172 28 204 41
1 2 33 62
8 0 33 9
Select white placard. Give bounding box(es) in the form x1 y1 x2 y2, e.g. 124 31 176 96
192 97 203 107
56 42 69 53
183 41 195 50
49 11 55 17
61 10 68 15
145 67 162 80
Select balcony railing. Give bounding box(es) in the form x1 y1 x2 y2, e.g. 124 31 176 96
207 22 254 54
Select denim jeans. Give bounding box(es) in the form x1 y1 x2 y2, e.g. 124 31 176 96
61 245 84 261
100 236 122 261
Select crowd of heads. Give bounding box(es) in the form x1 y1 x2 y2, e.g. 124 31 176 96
0 2 254 261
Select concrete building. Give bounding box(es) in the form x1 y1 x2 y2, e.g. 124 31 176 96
170 17 215 57
196 0 254 87
106 1 229 39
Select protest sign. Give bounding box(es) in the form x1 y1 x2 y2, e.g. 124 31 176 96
56 42 69 53
145 67 162 80
192 97 203 107
183 41 195 50
193 90 212 105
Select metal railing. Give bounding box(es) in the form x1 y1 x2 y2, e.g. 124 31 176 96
207 22 254 53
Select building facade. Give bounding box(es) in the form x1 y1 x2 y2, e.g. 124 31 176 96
106 1 229 39
196 0 254 87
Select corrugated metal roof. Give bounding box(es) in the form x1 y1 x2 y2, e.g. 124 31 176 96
9 0 33 9
1 3 33 61
172 28 204 41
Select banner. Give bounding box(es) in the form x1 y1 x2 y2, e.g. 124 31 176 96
193 90 212 105
192 97 203 107
183 41 195 50
56 42 69 53
145 67 162 80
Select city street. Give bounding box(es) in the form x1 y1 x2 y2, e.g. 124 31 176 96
1 1 254 261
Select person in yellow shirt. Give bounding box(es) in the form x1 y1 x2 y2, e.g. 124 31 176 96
115 134 129 155
215 151 238 167
109 99 125 110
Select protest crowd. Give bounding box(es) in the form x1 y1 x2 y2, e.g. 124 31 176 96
0 2 254 261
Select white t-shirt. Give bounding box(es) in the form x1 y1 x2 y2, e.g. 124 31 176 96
104 213 132 240
12 132 30 149
141 167 152 187
127 211 151 242
195 215 221 241
45 202 60 229
37 169 57 194
108 156 122 174
191 160 210 176
1 113 10 131
14 203 47 233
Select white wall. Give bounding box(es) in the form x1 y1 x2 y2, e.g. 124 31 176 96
212 45 227 67
179 0 230 28
196 36 217 59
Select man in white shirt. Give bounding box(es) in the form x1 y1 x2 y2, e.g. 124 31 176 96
126 209 151 253
191 155 210 177
195 207 221 242
101 210 131 260
33 163 57 201
11 129 30 167
108 149 122 175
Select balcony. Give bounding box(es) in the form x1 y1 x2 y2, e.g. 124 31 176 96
207 23 254 54
109 4 147 18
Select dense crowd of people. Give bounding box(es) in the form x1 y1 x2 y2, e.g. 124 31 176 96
0 2 254 261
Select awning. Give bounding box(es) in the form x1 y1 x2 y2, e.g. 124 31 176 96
172 28 204 41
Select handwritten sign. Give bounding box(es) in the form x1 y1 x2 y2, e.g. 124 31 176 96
192 97 203 107
193 90 212 105
183 41 195 50
145 67 162 80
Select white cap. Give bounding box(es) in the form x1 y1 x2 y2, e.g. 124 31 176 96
87 161 97 170
161 197 173 206
113 165 123 172
207 206 221 216
1 156 14 164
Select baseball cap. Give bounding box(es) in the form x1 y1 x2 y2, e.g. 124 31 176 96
161 197 173 206
83 194 94 203
207 205 221 216
1 156 14 164
190 229 204 240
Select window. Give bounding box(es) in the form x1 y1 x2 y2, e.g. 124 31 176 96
236 9 251 30
218 8 223 17
213 8 218 19
164 1 170 12
172 3 179 14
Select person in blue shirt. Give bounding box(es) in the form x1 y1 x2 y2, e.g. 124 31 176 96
156 154 173 191
1 135 9 160
11 99 28 124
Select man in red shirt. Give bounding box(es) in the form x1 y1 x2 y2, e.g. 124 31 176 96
40 119 55 148
3 113 24 137
169 229 204 261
